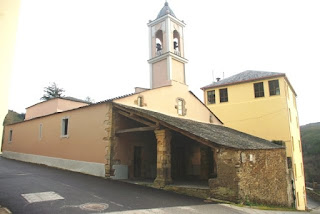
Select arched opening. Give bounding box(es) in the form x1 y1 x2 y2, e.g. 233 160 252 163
155 30 163 55
173 30 180 55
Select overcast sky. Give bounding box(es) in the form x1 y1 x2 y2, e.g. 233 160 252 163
8 0 320 125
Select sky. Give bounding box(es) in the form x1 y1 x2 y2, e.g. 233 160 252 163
8 0 320 125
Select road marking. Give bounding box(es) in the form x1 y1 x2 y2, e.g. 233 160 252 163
21 191 64 203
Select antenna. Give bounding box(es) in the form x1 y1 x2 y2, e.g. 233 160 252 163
212 70 214 83
223 72 225 79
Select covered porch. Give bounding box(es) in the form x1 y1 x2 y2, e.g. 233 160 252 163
108 104 218 188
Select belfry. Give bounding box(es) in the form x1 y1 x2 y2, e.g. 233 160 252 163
147 2 188 89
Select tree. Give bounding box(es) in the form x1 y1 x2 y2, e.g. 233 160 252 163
41 82 65 101
85 96 95 104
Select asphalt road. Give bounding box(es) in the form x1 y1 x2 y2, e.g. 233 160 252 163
0 156 247 214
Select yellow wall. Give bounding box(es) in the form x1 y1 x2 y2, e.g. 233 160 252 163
114 82 222 125
0 0 20 152
3 103 109 164
203 76 306 210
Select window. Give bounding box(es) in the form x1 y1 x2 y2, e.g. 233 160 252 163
294 163 297 180
176 98 186 116
292 137 295 151
254 82 264 98
268 79 280 96
298 140 301 152
39 124 43 140
289 108 292 123
297 192 300 207
219 88 228 103
61 118 69 137
207 90 216 104
9 129 13 142
137 96 143 107
296 116 299 128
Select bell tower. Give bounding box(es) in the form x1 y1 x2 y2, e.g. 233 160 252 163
147 2 188 89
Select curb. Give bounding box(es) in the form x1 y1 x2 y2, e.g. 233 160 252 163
0 205 11 214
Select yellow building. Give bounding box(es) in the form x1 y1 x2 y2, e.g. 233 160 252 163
0 0 20 153
2 3 296 209
201 70 306 210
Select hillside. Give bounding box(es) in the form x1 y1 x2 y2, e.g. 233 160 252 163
301 122 320 182
3 110 25 126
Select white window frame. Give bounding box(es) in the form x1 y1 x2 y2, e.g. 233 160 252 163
61 117 69 138
8 129 13 143
39 124 43 140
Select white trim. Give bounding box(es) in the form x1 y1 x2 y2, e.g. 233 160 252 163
39 123 43 140
61 117 69 138
147 14 186 28
8 129 13 143
149 64 153 88
167 55 172 80
165 17 170 53
148 25 152 59
147 51 188 64
2 151 105 177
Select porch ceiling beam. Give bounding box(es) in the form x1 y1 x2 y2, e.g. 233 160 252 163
116 126 156 134
116 110 157 127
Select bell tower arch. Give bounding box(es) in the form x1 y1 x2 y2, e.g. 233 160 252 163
147 2 188 89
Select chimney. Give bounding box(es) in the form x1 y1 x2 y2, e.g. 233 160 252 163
216 77 221 82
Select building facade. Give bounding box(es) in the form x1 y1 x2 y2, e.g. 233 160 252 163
2 3 295 208
201 70 306 210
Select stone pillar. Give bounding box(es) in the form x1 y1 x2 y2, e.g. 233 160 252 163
154 129 172 187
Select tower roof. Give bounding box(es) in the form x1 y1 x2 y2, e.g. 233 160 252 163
156 2 176 19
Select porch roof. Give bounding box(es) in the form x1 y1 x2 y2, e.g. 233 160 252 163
113 104 283 150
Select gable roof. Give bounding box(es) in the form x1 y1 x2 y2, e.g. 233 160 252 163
114 103 283 150
201 70 285 90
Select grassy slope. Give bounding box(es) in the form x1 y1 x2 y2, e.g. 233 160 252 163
300 122 320 182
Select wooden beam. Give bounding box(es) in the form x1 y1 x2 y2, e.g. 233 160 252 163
117 110 156 127
116 126 156 134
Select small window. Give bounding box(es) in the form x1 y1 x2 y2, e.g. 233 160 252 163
9 129 13 142
297 192 300 207
294 163 297 180
176 98 186 116
254 82 264 98
289 108 292 123
137 96 143 107
219 88 228 103
268 79 280 96
207 90 216 104
292 137 295 151
39 124 43 140
299 140 301 152
61 118 69 137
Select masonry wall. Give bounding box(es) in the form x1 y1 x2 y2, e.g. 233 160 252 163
209 148 292 207
238 149 293 207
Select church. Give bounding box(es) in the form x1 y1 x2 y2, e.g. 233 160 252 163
2 2 296 208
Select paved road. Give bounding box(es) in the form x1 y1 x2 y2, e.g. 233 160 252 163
0 157 319 214
0 157 246 214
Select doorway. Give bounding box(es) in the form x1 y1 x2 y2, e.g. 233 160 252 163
134 146 142 177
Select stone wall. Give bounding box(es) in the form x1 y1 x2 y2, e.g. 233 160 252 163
238 149 293 207
209 148 240 202
209 148 292 207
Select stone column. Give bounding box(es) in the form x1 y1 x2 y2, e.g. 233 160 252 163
154 129 172 187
